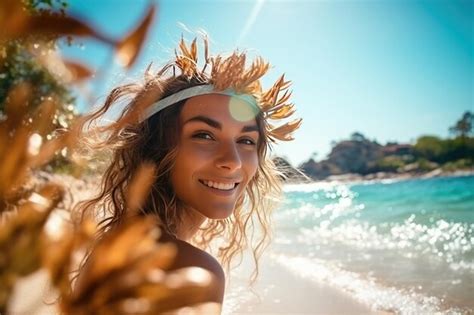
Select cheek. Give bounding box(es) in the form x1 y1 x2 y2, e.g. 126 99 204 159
172 143 208 172
169 143 212 193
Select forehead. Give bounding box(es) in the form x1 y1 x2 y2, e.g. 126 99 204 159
180 94 258 124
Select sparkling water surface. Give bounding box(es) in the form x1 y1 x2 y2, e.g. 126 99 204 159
271 175 474 314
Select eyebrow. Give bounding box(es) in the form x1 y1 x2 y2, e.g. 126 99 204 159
184 115 259 133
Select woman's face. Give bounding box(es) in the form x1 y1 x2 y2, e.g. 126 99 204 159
170 94 260 219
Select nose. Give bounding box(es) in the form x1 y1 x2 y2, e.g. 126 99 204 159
215 141 242 171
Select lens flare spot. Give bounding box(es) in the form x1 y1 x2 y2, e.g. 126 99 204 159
229 97 258 122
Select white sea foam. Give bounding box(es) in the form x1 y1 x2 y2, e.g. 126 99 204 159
297 215 474 272
277 180 474 273
283 181 342 193
275 187 360 225
273 254 464 315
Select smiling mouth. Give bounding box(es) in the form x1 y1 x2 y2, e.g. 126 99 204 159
199 180 239 191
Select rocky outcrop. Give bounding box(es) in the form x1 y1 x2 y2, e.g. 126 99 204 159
300 138 386 180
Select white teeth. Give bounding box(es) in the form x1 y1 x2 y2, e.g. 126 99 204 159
202 180 236 191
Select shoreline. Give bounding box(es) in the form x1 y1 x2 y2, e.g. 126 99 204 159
286 169 474 186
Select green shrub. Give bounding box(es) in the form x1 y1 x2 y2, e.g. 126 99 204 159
375 155 406 172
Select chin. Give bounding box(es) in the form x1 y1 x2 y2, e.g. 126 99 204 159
200 204 235 220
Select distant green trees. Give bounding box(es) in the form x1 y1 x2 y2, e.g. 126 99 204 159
350 132 367 142
374 155 407 173
414 111 473 164
299 112 474 179
449 111 473 138
414 136 474 165
414 136 445 161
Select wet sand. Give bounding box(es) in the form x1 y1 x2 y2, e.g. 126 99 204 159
223 254 385 315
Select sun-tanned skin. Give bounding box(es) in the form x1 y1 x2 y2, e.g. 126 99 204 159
159 232 225 303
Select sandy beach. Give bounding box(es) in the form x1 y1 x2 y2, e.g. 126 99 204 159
223 253 382 315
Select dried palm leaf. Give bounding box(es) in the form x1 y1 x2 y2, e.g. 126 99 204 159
269 118 303 142
63 60 95 82
126 162 157 216
116 5 156 68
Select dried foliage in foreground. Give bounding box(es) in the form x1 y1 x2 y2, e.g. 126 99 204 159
0 1 221 314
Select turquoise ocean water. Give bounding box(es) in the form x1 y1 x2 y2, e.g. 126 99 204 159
271 175 474 314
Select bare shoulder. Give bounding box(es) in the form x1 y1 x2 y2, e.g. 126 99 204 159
159 233 225 303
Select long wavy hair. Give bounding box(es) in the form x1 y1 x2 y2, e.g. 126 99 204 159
75 74 282 282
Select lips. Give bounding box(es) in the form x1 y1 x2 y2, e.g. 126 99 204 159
199 179 239 191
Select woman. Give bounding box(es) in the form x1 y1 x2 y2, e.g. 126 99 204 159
76 38 301 306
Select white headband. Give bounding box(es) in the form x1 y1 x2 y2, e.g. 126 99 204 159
140 84 259 122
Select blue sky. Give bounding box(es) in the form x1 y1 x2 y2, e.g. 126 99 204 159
60 0 473 166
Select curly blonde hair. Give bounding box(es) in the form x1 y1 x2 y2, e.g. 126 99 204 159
75 38 301 281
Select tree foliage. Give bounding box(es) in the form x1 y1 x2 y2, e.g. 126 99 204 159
350 131 367 142
449 111 473 138
0 0 76 130
414 136 474 164
414 136 445 161
0 42 76 127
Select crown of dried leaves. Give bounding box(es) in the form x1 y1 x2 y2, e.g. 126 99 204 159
172 38 302 142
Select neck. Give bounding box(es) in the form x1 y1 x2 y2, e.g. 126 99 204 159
176 206 206 241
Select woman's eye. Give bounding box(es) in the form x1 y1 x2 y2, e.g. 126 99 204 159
192 132 214 140
239 138 257 146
